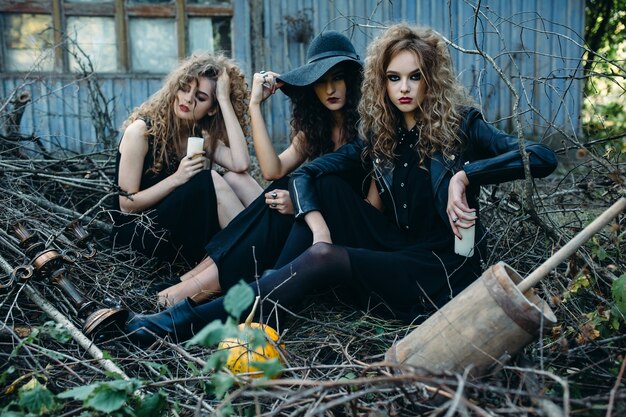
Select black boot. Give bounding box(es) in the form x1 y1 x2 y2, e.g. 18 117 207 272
125 298 204 346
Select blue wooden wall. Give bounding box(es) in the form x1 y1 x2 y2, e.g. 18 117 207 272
1 0 585 154
259 0 586 149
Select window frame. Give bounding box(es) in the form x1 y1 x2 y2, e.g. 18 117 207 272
0 0 234 73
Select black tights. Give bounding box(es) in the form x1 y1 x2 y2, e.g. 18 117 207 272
273 221 313 269
193 242 351 327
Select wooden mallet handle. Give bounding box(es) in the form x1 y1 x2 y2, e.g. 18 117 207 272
517 197 626 293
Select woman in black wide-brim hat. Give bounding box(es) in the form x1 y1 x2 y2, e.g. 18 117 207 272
152 30 367 311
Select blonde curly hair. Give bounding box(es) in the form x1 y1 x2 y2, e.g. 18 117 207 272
359 24 476 165
124 53 250 173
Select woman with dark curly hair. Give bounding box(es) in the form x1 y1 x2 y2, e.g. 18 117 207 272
111 53 252 265
124 23 558 346
156 31 365 307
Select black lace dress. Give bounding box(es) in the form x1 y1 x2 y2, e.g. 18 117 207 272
110 127 220 264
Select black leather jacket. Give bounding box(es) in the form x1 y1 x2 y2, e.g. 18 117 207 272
289 108 558 229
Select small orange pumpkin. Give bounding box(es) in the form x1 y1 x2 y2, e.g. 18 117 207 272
218 296 285 378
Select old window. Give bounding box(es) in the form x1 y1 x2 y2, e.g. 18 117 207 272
129 17 178 72
2 14 54 72
67 16 119 73
0 0 233 74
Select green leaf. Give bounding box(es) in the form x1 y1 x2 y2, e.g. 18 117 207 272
611 274 626 314
87 387 128 413
106 378 140 393
217 403 235 417
210 372 235 400
59 379 142 414
570 274 590 293
223 280 254 320
203 350 230 373
246 327 271 350
41 321 72 343
18 381 57 414
144 361 171 378
595 246 608 261
58 383 99 400
187 319 226 347
250 358 284 379
134 390 167 417
339 372 357 381
0 366 16 385
0 409 26 417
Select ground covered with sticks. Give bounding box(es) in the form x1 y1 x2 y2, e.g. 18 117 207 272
0 144 624 416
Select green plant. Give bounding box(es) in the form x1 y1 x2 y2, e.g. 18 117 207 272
186 281 286 398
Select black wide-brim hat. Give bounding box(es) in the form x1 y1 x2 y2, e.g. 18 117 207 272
278 30 362 97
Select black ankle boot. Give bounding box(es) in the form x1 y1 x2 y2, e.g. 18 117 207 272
125 298 204 346
261 269 276 279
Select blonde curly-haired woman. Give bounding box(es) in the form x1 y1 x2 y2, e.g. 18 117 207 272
111 53 252 264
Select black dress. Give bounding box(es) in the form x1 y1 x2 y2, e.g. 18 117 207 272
306 124 482 321
110 127 221 264
205 176 295 289
130 110 556 336
206 147 368 291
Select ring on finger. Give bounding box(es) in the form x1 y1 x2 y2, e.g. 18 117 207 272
271 192 277 199
260 70 266 74
271 203 277 208
452 217 459 223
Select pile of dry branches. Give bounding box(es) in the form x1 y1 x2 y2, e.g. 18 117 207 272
0 123 624 416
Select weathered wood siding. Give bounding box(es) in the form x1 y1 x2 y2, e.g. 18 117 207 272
1 0 585 153
259 0 586 148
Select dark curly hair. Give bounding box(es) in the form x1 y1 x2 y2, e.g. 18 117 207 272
289 61 363 159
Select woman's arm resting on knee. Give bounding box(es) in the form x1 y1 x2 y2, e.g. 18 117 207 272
447 170 477 238
304 210 332 244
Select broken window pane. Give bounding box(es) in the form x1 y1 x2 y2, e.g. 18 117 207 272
67 16 118 73
211 17 231 55
2 13 54 71
129 17 177 73
189 17 231 57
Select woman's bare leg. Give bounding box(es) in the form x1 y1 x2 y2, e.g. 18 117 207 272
223 171 263 207
180 256 214 281
212 170 245 228
158 261 221 307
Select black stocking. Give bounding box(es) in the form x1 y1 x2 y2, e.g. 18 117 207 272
273 221 313 269
193 242 351 327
